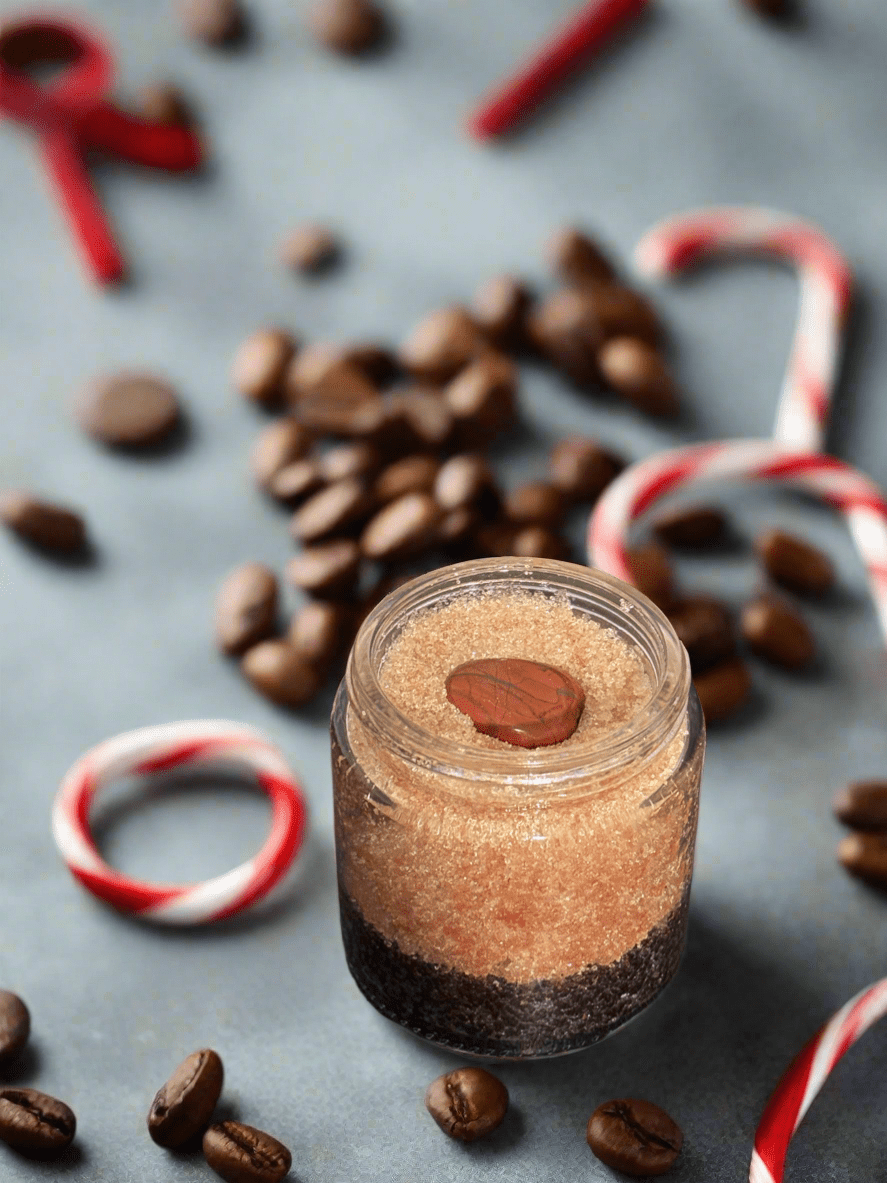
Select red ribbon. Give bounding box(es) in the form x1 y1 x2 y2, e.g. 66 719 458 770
0 14 204 284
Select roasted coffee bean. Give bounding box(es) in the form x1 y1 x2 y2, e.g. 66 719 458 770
290 478 374 544
627 543 674 610
307 0 386 54
399 306 486 384
586 284 662 346
342 343 399 387
279 222 340 273
215 563 278 656
0 1088 76 1158
472 275 532 350
838 832 887 890
317 441 381 483
586 1098 683 1177
286 539 361 597
653 505 727 550
833 781 887 832
424 1066 509 1141
78 371 181 447
252 419 314 489
503 481 566 528
433 454 500 516
437 505 478 553
137 81 192 125
693 658 752 722
547 226 617 287
0 992 29 1064
598 337 679 417
360 493 440 561
285 343 362 401
756 528 834 596
741 595 814 670
528 289 603 387
548 436 623 503
203 1120 291 1183
374 455 440 504
148 1048 224 1149
668 596 735 673
743 0 791 18
268 458 324 505
0 492 86 552
177 0 245 45
474 521 518 557
445 353 517 446
232 330 297 407
242 641 321 708
289 600 354 668
298 389 385 439
385 388 454 453
510 525 569 560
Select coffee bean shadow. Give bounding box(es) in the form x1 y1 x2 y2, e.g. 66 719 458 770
454 1104 526 1157
4 536 101 571
701 679 769 732
0 1041 41 1085
3 1142 86 1173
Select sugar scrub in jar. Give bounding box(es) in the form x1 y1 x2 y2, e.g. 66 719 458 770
330 557 705 1059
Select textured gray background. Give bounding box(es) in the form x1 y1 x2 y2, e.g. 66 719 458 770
1 0 886 1178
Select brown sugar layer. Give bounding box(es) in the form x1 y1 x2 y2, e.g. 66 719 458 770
338 884 691 1059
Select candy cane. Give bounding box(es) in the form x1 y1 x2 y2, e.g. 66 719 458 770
750 977 887 1183
635 208 853 453
52 719 307 924
588 439 887 644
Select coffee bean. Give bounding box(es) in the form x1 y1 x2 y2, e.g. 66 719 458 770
437 505 478 553
598 337 679 417
0 1088 76 1158
586 1098 683 1177
653 505 727 550
268 458 324 505
0 492 86 552
693 658 752 722
756 528 834 596
286 539 361 597
510 525 569 560
252 419 314 489
360 492 441 560
833 781 887 832
627 543 674 610
285 343 364 402
317 441 381 483
290 478 374 544
547 226 617 287
295 377 382 437
78 371 181 447
177 0 245 45
0 992 29 1064
136 81 192 126
433 454 500 515
148 1048 224 1149
307 0 386 54
528 289 603 387
838 832 887 890
233 330 297 408
668 596 735 673
424 1067 508 1141
279 223 340 273
548 437 623 503
586 284 662 346
399 307 486 384
472 275 532 350
742 0 791 18
373 455 440 504
242 641 321 708
203 1120 291 1183
741 595 814 670
215 563 278 656
341 343 399 387
445 353 517 446
289 600 354 668
448 657 584 747
474 521 518 557
385 388 454 453
503 481 566 528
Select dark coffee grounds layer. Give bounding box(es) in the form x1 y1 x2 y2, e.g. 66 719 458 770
338 885 690 1059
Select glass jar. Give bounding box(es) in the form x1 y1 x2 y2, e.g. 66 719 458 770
330 557 705 1059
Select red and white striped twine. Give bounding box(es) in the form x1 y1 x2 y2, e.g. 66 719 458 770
52 719 307 925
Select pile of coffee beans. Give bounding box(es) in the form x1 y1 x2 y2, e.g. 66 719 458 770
644 507 836 723
834 779 887 891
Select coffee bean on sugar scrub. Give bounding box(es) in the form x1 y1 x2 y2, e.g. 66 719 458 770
445 353 517 447
77 371 182 448
0 991 30 1064
177 0 246 46
667 596 736 673
0 491 87 553
203 1120 291 1183
833 781 887 832
447 657 585 747
586 1097 683 1177
693 658 752 723
424 1067 509 1142
148 1049 224 1149
755 528 834 596
242 641 321 708
546 226 618 288
652 505 728 550
289 600 355 669
307 0 387 55
232 329 297 408
215 563 279 656
598 337 679 418
0 1088 76 1158
252 419 314 489
548 436 624 503
286 539 361 598
472 274 533 351
360 492 441 561
278 222 341 273
290 478 375 544
741 595 815 670
399 306 487 384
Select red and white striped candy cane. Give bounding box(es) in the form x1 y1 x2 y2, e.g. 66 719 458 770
588 439 887 644
52 719 307 925
750 977 887 1183
635 208 853 453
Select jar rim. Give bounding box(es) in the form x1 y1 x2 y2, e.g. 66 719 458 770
344 557 691 793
